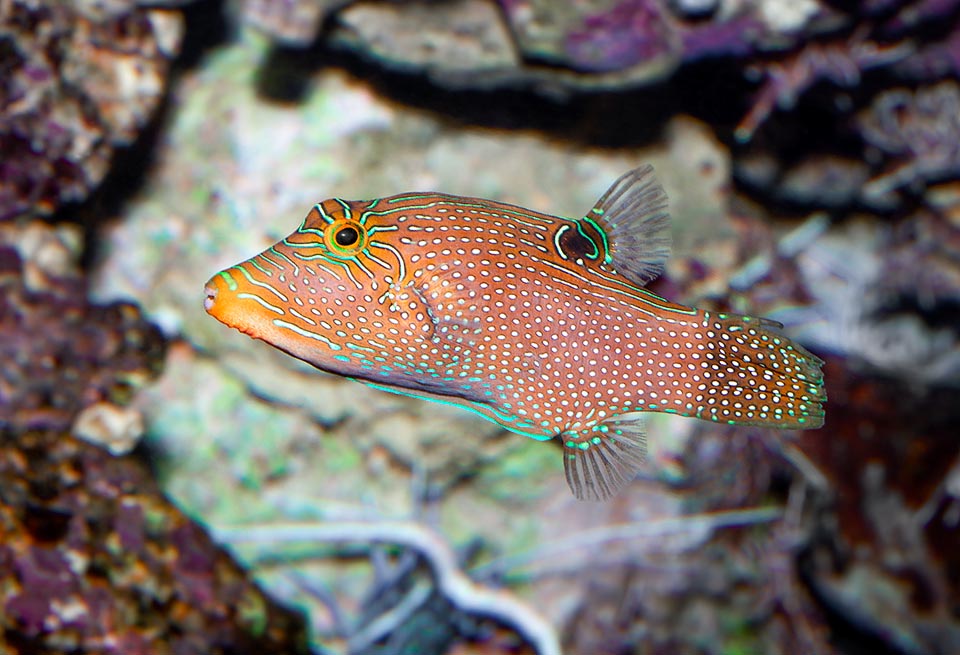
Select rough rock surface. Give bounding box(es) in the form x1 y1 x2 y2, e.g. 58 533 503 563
0 428 310 655
0 222 166 435
227 0 960 211
0 219 310 654
0 0 184 219
319 0 840 91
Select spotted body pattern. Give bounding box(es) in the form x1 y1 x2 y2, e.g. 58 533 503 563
204 166 826 500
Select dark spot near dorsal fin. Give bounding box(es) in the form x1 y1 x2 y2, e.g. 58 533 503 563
555 221 604 263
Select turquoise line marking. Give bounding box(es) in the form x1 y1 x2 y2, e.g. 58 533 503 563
248 258 273 277
346 254 375 280
268 247 300 276
346 342 374 352
368 240 406 280
272 319 342 350
258 252 284 272
310 261 343 281
289 253 361 286
288 307 317 325
217 270 238 291
372 195 559 227
282 236 325 248
314 202 337 225
363 248 391 271
237 292 284 314
359 380 552 441
234 265 288 301
334 198 352 218
383 193 449 206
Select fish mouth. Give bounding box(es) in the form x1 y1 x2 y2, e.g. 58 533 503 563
203 273 231 323
203 282 218 313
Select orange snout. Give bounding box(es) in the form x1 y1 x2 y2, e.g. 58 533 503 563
202 269 253 335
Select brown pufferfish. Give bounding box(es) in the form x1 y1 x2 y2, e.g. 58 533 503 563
204 166 826 501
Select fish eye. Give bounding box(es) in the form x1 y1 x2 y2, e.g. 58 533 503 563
323 220 367 255
335 226 359 246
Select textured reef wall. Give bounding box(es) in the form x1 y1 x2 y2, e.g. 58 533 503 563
2 0 959 654
0 221 310 653
0 0 183 220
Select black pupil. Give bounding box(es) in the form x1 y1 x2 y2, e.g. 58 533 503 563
335 226 359 246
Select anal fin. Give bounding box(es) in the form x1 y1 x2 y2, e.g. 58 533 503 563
561 414 648 501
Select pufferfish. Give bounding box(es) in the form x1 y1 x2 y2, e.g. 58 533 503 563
204 166 825 501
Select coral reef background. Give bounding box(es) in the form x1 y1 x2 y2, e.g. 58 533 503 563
2 0 959 653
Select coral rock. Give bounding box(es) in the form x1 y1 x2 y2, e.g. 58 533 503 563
0 0 184 220
0 222 166 433
0 428 310 654
859 81 960 200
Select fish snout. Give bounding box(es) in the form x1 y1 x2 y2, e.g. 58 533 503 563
203 271 235 320
202 268 267 338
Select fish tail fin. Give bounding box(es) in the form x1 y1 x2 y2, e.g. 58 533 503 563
561 415 648 501
695 311 826 429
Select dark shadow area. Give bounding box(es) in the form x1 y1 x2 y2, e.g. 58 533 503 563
128 428 171 486
173 0 232 73
876 295 960 333
69 90 171 271
254 36 756 151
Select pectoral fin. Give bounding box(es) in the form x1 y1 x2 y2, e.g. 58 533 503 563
407 267 483 349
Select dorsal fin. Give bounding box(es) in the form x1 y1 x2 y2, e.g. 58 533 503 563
586 165 671 286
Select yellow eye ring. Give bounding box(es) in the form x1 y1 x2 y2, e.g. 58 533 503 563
324 220 367 255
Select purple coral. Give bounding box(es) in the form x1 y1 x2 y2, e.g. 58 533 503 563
565 0 676 73
736 30 912 142
679 14 765 61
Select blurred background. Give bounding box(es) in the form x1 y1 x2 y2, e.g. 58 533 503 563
2 1 959 653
